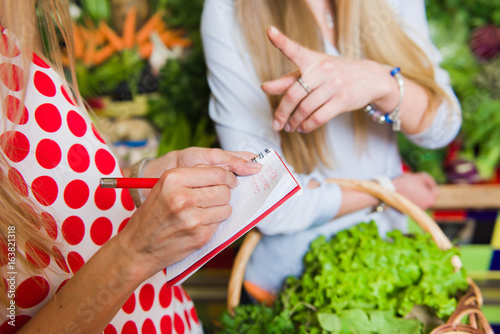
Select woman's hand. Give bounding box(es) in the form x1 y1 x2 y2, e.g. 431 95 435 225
393 172 439 210
118 165 246 278
118 148 263 277
262 27 399 133
144 147 263 178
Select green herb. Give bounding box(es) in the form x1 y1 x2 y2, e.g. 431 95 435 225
146 0 216 155
420 1 500 179
218 222 468 333
79 0 111 24
397 135 447 184
76 50 145 99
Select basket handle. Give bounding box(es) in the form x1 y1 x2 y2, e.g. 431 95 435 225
431 306 494 334
227 178 459 314
227 229 262 315
326 179 454 250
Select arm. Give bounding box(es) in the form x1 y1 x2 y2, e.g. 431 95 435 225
336 172 439 217
264 0 461 147
201 0 342 234
18 148 260 333
263 28 433 135
398 0 462 148
201 0 438 235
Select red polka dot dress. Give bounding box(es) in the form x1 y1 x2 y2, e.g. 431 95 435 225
0 27 202 333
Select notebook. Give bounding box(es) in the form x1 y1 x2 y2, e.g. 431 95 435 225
165 149 302 286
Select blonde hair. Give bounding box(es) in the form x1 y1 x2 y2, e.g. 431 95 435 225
0 0 79 306
236 0 450 174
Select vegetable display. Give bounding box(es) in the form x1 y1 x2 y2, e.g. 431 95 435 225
146 0 216 155
400 1 500 183
218 222 469 334
68 1 192 98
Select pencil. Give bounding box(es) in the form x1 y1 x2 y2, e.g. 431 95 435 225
100 164 234 189
100 178 159 189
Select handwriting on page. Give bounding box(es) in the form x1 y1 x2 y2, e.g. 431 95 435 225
251 166 278 193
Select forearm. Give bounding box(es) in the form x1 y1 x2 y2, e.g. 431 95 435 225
335 188 379 218
18 234 147 334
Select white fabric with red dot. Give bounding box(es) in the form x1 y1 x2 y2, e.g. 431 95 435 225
0 26 201 333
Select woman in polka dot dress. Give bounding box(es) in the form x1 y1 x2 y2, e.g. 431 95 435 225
0 1 262 333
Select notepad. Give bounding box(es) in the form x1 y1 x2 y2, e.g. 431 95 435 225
166 149 301 286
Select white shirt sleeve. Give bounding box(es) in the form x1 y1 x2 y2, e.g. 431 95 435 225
394 0 462 148
201 0 342 234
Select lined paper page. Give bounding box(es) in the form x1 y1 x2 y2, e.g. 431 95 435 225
166 150 300 285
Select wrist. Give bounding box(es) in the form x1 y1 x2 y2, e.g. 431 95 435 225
391 175 407 194
371 175 395 213
128 157 154 207
372 63 401 112
112 227 157 283
86 232 149 292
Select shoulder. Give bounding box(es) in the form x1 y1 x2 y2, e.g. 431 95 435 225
202 0 235 22
386 0 402 14
391 0 427 24
385 0 425 16
202 0 237 37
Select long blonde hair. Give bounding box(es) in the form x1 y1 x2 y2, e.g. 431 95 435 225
236 0 450 174
0 0 79 306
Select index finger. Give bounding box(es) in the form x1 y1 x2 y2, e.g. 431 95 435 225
202 149 263 176
267 26 315 70
162 167 239 189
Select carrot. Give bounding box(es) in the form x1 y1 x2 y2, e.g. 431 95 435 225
92 28 106 46
93 44 116 65
154 21 166 34
83 37 97 66
139 41 153 59
136 11 164 45
72 24 84 59
99 21 124 51
160 30 175 45
161 31 192 48
77 25 88 41
123 6 137 49
169 37 192 48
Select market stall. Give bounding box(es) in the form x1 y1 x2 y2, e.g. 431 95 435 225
67 0 500 332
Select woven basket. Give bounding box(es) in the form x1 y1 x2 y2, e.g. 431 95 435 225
227 179 494 334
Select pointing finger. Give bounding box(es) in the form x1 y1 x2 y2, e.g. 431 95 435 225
267 26 316 70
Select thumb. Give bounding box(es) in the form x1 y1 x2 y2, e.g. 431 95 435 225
267 26 316 70
261 70 300 95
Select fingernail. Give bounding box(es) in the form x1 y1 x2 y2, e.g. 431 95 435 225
272 120 281 131
284 123 291 132
269 26 279 36
246 161 263 169
297 127 305 133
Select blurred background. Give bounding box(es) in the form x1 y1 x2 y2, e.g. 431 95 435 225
66 0 500 332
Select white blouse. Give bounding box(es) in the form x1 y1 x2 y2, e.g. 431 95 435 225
201 0 461 293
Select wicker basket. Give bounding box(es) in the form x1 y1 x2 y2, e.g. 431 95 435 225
227 179 494 334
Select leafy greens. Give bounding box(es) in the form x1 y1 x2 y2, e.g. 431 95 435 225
219 222 469 334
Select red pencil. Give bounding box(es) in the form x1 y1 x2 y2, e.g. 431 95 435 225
100 164 233 189
100 178 159 189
